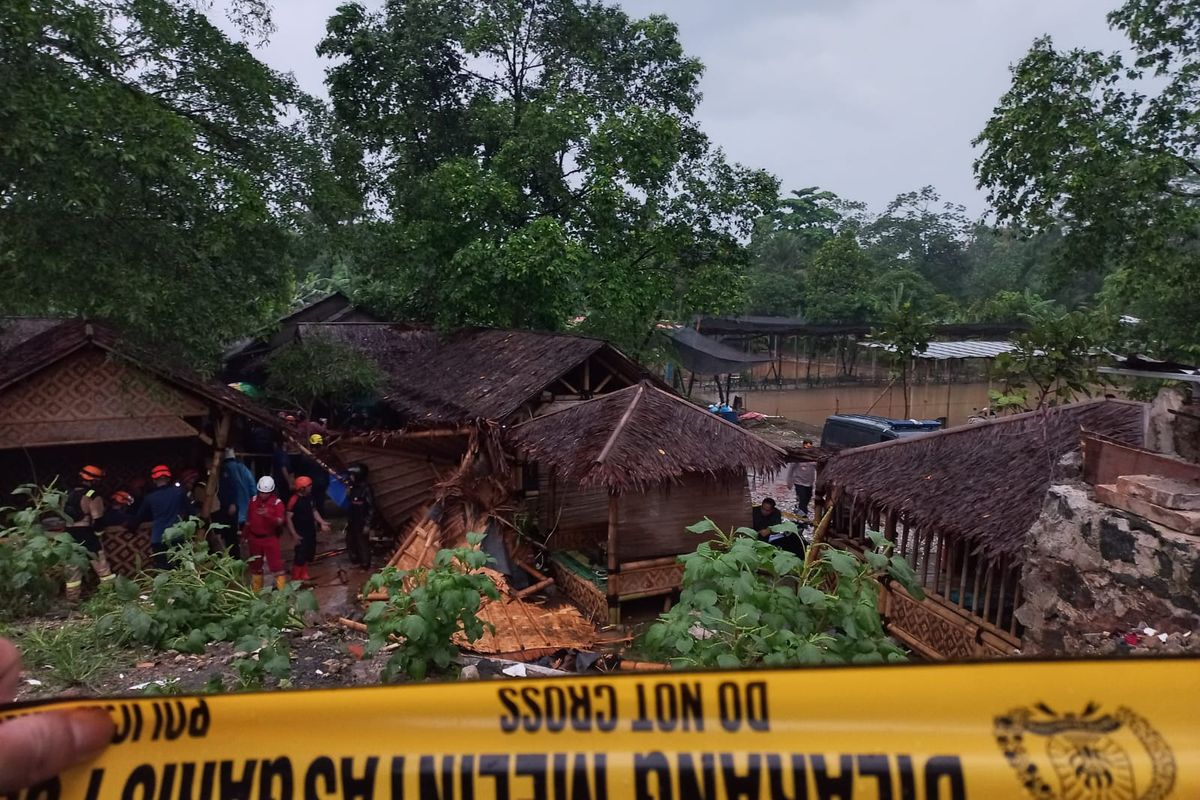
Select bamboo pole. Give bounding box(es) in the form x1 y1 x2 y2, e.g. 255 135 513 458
511 577 554 601
606 492 620 625
803 485 843 569
201 411 232 524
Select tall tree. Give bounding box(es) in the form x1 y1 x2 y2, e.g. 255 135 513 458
975 0 1200 356
860 187 972 300
800 231 878 324
872 288 934 417
0 1 335 368
744 187 857 315
319 0 776 352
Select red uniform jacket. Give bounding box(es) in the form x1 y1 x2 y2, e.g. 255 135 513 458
243 495 285 538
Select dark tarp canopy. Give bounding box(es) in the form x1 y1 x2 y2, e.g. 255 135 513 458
663 326 773 374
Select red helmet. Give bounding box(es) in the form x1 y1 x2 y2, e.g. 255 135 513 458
80 465 104 482
111 491 133 506
150 465 172 480
294 476 313 490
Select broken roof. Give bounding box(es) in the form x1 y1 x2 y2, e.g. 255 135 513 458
817 399 1146 560
507 381 786 492
0 319 279 428
298 322 648 426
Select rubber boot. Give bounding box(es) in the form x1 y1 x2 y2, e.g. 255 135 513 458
300 565 311 581
93 551 114 584
275 574 287 591
251 573 264 592
291 565 302 581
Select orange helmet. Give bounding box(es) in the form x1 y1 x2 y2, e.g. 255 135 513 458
294 476 313 490
111 491 133 506
150 464 172 480
80 465 104 482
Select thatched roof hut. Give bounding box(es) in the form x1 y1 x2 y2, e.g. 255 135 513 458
298 322 651 428
818 398 1145 561
508 381 785 624
816 398 1146 660
508 381 785 492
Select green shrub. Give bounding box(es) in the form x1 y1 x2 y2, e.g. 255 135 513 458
0 484 91 616
642 520 923 668
99 530 317 685
363 533 500 681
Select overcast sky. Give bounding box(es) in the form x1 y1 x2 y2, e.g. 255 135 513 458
232 0 1126 216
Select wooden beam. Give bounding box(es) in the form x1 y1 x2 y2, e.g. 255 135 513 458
201 411 231 524
593 372 614 394
583 359 591 393
607 492 620 625
555 375 580 395
596 385 645 465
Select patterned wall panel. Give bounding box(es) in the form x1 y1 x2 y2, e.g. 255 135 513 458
0 349 206 425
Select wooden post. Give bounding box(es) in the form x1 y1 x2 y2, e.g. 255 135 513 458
607 492 620 626
202 411 232 523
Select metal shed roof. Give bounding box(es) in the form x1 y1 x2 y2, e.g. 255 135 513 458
861 340 1016 360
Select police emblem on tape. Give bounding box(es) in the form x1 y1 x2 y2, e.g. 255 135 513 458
994 702 1176 800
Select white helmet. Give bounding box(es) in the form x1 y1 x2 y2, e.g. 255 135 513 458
256 476 276 493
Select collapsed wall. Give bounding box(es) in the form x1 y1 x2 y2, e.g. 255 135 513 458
1016 482 1200 654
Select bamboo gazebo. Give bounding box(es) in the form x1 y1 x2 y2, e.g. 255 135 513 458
508 381 786 624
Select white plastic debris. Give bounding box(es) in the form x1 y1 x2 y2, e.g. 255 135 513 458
24 678 42 687
127 679 177 691
1143 627 1157 636
315 669 325 676
501 664 527 678
1159 633 1169 643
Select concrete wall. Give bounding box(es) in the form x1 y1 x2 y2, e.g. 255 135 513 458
739 381 995 428
1016 483 1200 654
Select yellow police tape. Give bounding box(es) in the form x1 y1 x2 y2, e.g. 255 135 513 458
3 657 1197 799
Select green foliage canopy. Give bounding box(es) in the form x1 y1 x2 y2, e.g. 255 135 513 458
319 0 777 353
974 0 1200 356
0 0 338 367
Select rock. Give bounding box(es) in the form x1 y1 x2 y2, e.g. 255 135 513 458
173 654 186 663
135 661 155 669
460 665 480 681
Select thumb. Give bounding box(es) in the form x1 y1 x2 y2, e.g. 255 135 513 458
0 708 113 793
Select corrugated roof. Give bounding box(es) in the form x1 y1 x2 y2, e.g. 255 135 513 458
862 340 1016 360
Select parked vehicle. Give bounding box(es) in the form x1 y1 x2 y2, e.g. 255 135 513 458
819 414 943 452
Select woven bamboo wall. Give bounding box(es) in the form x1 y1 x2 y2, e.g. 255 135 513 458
334 442 455 535
539 471 750 561
0 350 207 448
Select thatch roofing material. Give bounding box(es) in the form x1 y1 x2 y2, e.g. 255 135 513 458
817 399 1146 560
508 381 786 492
300 322 645 426
0 320 279 428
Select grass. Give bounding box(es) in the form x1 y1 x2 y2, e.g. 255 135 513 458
8 585 140 691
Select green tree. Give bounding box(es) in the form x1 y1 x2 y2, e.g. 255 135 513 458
266 334 385 419
0 0 338 367
991 307 1099 411
744 187 856 315
872 288 934 417
860 187 972 300
319 0 776 353
974 0 1200 356
800 231 878 324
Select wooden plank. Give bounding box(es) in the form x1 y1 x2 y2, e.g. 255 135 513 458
607 493 619 625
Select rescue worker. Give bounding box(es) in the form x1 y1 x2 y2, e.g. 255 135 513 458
96 491 135 530
243 476 287 591
287 475 329 582
215 448 256 558
345 463 374 568
294 434 330 514
63 465 115 601
135 465 192 569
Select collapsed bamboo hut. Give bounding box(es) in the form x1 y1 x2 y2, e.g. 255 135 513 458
313 322 654 534
508 381 786 624
815 398 1147 659
0 319 281 572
